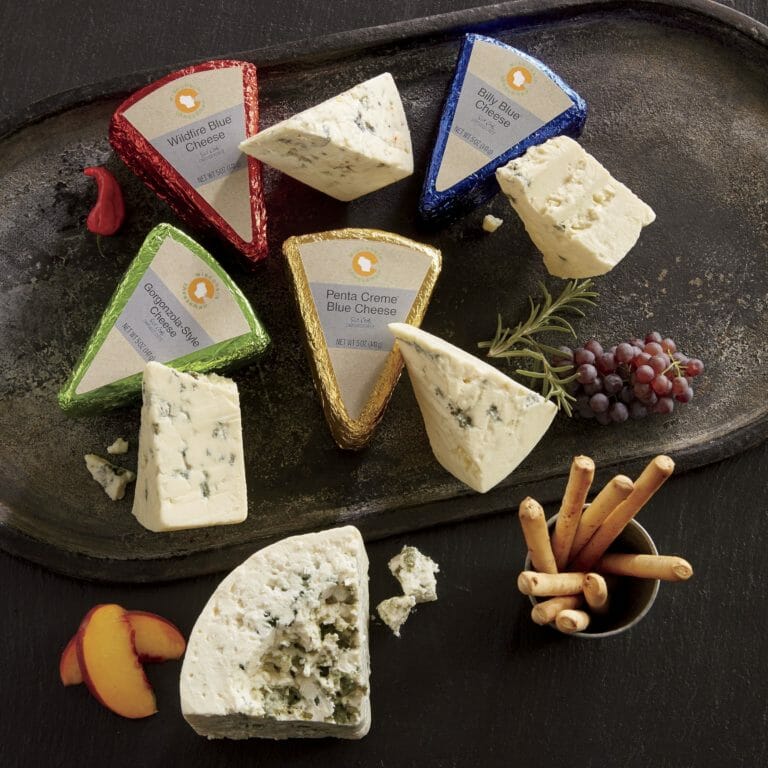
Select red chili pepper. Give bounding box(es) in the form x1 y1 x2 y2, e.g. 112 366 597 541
83 166 125 236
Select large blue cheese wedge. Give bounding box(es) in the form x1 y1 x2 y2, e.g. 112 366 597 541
496 136 656 277
239 73 412 201
419 34 586 222
58 223 269 415
283 229 441 449
132 362 247 532
180 526 371 740
389 323 557 493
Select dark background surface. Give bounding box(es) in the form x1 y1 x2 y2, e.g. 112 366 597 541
1 1 767 767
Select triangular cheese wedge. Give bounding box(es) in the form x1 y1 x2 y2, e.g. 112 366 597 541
389 323 557 493
419 34 587 222
180 526 371 740
58 224 269 415
240 73 413 201
110 60 267 263
283 229 441 449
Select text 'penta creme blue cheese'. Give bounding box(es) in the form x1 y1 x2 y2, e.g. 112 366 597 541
496 136 656 277
239 73 413 201
389 323 557 493
131 361 248 532
180 526 371 740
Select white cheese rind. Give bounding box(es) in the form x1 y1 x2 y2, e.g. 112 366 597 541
131 361 247 532
389 323 557 493
496 136 656 278
388 546 439 603
376 595 416 637
84 454 135 501
239 73 413 201
180 526 371 740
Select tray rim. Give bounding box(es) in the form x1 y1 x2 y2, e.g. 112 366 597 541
1 0 767 582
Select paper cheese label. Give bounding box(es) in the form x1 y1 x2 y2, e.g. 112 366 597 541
122 66 253 240
283 230 441 449
59 224 269 414
419 34 586 221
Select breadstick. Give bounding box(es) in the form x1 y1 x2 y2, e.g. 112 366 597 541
531 595 582 625
517 571 586 597
555 609 591 634
568 475 634 564
597 553 693 581
570 455 675 572
551 456 595 570
519 496 557 574
583 573 609 613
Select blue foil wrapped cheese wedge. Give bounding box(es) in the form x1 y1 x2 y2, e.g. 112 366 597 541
419 34 587 223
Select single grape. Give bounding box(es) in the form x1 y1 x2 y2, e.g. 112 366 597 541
649 354 670 374
635 365 655 384
603 373 623 395
583 378 604 396
651 374 673 396
574 347 595 366
589 393 610 413
619 385 634 404
675 387 694 404
576 364 598 384
596 352 617 374
576 395 595 418
644 341 664 356
584 338 604 356
629 401 648 419
595 411 612 426
672 351 689 365
654 397 675 414
645 331 662 344
672 376 688 395
685 358 705 377
609 402 629 422
639 390 659 407
565 378 581 395
552 345 574 366
662 338 677 353
633 352 652 368
629 337 645 348
633 382 652 399
615 342 635 364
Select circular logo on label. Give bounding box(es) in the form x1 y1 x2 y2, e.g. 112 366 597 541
505 66 533 92
186 277 216 305
352 250 378 278
174 87 202 114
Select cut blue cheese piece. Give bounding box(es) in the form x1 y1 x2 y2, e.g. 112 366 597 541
389 546 439 603
132 361 247 532
84 454 135 501
376 595 416 638
58 223 269 415
419 34 586 222
283 229 441 449
496 136 656 277
180 526 371 740
239 72 413 201
389 323 557 493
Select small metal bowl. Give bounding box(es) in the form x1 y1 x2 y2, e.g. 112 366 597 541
524 514 661 639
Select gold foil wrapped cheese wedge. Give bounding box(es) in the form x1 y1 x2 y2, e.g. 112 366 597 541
283 229 441 449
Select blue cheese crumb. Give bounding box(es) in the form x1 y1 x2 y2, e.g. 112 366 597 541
106 437 129 454
376 595 416 637
482 214 504 233
388 546 440 603
84 454 136 500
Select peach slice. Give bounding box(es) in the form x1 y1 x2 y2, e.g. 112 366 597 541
60 610 186 686
76 603 157 719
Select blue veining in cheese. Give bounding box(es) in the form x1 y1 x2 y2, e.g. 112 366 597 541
419 34 587 223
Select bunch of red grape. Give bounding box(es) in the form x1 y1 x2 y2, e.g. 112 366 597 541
554 332 705 425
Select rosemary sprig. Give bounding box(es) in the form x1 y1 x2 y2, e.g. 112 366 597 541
477 279 598 416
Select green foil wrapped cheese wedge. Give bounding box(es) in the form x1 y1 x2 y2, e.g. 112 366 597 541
58 223 269 415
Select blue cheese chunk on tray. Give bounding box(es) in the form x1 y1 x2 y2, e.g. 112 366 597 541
376 595 416 637
239 72 413 201
389 323 557 493
388 546 440 603
131 361 248 532
419 33 587 223
496 136 656 277
84 454 135 501
180 526 371 740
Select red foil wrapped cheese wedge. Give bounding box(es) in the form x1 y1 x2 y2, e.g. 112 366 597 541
110 60 267 263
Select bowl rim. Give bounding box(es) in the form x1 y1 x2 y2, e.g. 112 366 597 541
524 513 661 639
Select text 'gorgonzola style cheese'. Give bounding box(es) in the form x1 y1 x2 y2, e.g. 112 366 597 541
180 526 371 740
239 73 413 201
496 136 656 277
131 361 248 532
389 323 557 493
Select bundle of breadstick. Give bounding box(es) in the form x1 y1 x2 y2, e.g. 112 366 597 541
517 454 693 634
